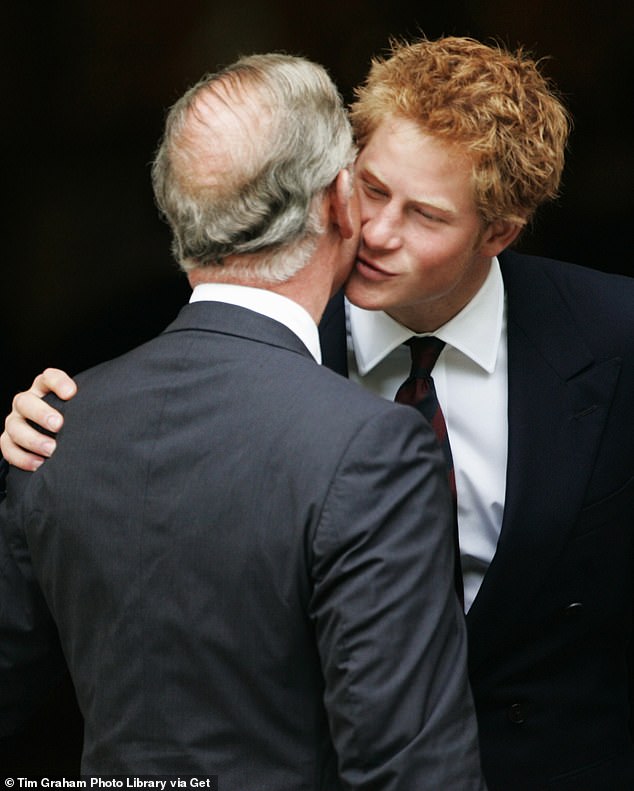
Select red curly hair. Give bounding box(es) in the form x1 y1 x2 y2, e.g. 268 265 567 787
350 36 571 225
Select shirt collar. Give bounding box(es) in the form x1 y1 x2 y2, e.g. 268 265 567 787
349 257 504 375
190 282 322 363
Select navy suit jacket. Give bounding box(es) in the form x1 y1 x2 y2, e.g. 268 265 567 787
0 301 484 788
320 250 634 790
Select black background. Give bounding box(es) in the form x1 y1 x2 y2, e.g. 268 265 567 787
2 1 634 416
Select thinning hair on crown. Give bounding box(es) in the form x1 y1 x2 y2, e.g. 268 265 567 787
152 53 355 282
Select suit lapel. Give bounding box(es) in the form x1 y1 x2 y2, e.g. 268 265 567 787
467 253 621 660
319 290 349 376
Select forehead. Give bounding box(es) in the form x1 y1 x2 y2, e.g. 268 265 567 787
357 115 477 209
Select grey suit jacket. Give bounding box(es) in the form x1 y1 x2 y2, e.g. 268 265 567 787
0 301 484 789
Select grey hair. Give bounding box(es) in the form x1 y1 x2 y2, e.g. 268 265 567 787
151 53 355 283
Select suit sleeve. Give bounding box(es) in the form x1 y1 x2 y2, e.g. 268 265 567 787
0 468 67 740
310 404 485 790
0 459 7 503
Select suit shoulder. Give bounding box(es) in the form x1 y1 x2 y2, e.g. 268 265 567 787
286 352 424 428
503 249 634 293
502 250 634 336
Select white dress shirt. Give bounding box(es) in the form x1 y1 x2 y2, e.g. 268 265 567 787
347 259 508 611
190 282 322 363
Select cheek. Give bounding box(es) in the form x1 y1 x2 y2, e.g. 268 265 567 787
402 241 460 286
415 232 466 268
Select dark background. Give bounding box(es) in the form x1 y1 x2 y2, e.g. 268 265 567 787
1 0 633 773
2 1 634 417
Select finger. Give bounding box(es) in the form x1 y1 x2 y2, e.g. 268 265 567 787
12 390 64 433
3 409 57 457
0 435 47 471
31 368 77 401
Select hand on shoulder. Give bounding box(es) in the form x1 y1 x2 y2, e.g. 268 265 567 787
1 368 77 471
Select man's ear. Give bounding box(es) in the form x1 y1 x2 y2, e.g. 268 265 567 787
480 219 524 257
329 168 355 240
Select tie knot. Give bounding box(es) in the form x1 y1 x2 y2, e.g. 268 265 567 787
407 336 446 377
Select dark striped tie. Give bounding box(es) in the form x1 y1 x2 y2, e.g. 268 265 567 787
395 337 464 606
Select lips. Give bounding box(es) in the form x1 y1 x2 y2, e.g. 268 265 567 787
355 254 396 281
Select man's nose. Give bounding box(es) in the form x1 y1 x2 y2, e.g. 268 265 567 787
361 205 402 251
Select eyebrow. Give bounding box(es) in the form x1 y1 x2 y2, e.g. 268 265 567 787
359 165 458 218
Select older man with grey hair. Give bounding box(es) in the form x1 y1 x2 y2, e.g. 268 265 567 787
0 53 484 788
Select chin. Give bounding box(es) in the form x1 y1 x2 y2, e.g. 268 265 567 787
345 280 387 311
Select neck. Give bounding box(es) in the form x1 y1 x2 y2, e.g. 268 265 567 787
188 255 337 326
270 267 333 325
